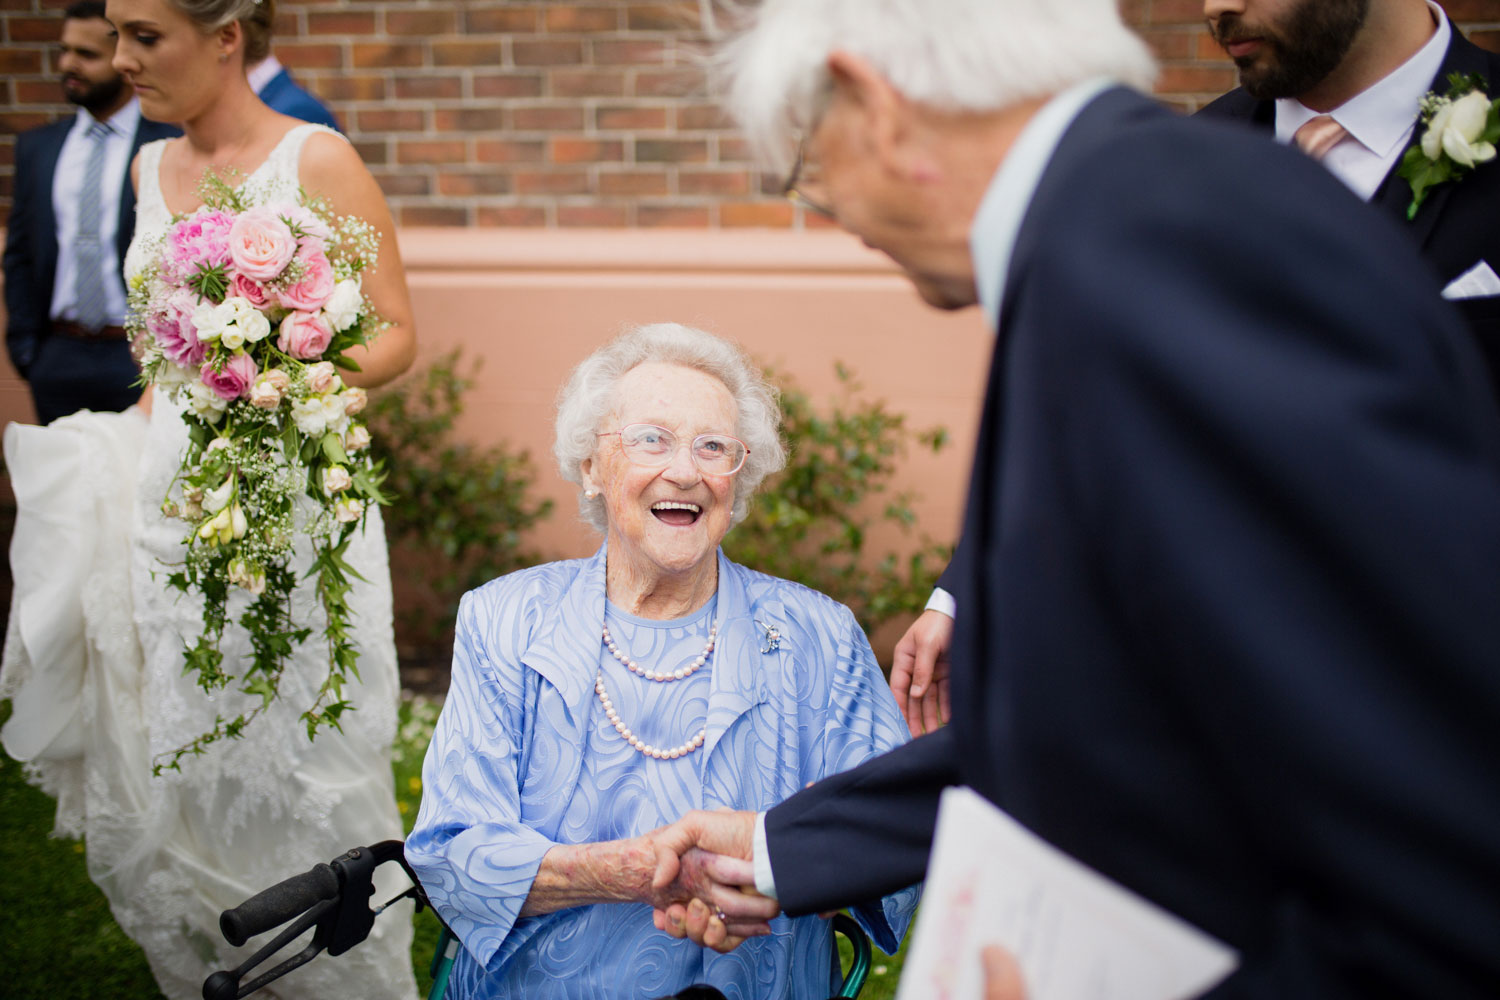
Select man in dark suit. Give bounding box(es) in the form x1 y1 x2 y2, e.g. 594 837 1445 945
651 0 1500 994
3 1 177 424
247 51 340 131
1202 0 1500 393
890 0 1500 740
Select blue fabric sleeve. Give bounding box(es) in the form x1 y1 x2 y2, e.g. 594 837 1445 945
404 589 560 972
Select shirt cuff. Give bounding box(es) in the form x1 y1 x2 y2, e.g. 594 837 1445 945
752 810 779 900
924 586 956 618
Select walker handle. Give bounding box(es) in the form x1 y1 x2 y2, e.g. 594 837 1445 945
219 863 340 947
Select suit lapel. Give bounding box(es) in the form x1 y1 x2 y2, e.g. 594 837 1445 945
1371 26 1493 250
37 120 69 285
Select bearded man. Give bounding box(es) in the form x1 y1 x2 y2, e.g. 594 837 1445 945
1202 0 1500 398
3 0 178 424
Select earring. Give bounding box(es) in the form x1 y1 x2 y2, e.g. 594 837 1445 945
584 489 597 499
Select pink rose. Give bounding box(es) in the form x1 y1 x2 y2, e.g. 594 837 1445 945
275 246 336 312
164 209 235 285
228 205 297 281
229 271 274 310
259 368 291 393
305 360 339 394
342 386 368 415
277 310 334 360
279 203 334 250
148 286 207 366
200 352 259 401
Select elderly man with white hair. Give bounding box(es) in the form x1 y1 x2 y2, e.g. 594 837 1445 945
653 1 1500 996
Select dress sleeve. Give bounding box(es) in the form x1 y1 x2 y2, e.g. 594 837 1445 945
404 589 560 972
817 606 923 954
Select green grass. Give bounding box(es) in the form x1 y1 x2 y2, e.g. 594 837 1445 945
1 694 910 999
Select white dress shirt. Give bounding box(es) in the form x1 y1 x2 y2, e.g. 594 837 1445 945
1274 1 1450 202
49 98 140 326
247 54 283 95
759 79 1122 898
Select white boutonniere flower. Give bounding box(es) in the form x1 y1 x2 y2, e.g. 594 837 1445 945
1398 72 1500 219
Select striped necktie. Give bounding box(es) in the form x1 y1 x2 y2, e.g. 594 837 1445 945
1292 115 1350 162
72 119 114 331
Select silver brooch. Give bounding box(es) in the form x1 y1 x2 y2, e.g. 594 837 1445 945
754 619 782 653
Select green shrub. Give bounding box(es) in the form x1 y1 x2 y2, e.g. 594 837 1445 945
725 364 952 638
367 352 553 663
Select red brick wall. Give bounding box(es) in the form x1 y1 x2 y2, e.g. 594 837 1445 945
3 0 1498 227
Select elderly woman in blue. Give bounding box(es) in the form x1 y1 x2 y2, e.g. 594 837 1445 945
406 323 918 999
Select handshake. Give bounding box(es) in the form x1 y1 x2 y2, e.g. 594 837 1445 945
642 809 775 954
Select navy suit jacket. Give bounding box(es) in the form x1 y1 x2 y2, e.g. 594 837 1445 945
258 68 340 132
1199 26 1500 398
766 88 1500 997
3 113 178 372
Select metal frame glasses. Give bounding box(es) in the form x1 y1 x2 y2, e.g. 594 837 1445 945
782 139 835 220
598 423 751 476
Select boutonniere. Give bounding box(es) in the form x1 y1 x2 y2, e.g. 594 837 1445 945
1397 72 1499 220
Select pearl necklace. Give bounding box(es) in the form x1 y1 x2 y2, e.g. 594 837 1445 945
603 623 716 681
595 620 716 759
595 671 707 759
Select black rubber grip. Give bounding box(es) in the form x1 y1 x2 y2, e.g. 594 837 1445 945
220 863 339 946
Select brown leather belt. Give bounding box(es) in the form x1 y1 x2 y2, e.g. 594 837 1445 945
50 319 128 342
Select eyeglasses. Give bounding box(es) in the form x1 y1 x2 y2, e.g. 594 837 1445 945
598 423 750 476
782 139 835 220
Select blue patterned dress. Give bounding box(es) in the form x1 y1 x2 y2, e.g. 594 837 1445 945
406 545 919 999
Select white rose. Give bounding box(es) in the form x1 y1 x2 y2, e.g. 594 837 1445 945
193 301 227 342
219 325 246 351
1423 91 1497 167
345 424 371 452
334 497 365 523
188 381 229 423
342 386 368 416
323 465 353 493
322 278 363 332
319 393 350 434
291 396 329 436
240 311 272 344
156 361 196 389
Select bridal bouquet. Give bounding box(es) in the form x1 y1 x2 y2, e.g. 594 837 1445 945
128 173 390 774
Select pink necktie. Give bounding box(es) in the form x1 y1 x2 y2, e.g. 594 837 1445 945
1293 115 1350 161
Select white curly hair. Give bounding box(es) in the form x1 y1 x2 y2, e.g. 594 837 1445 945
554 323 787 533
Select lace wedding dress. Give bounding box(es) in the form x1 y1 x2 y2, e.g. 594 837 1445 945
1 124 417 1000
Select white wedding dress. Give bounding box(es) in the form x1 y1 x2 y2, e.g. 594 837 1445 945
1 124 417 1000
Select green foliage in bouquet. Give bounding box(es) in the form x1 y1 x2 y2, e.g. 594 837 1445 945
724 364 952 637
367 352 553 658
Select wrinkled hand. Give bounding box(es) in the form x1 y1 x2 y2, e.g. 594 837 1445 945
648 810 772 953
890 609 953 734
982 945 1026 1000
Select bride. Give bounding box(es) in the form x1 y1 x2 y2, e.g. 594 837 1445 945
1 1 418 997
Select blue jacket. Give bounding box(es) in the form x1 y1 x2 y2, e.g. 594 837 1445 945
407 545 918 999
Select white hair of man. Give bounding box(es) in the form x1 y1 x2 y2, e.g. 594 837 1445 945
714 0 1158 173
554 323 787 532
